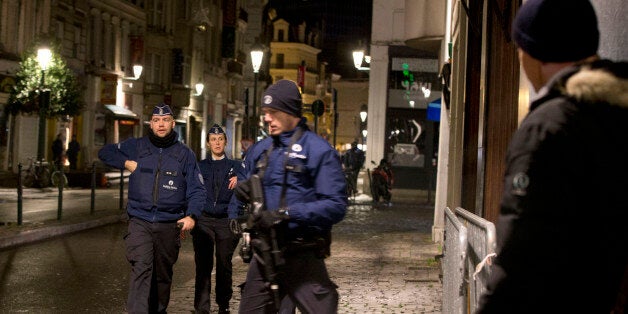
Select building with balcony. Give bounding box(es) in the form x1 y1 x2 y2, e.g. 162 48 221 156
0 0 263 173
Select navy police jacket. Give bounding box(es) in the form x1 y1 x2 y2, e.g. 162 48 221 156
199 156 244 219
98 135 205 223
240 120 347 240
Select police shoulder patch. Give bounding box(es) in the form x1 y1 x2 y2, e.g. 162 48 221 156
512 172 529 196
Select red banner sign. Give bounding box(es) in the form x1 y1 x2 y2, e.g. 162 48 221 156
297 65 305 88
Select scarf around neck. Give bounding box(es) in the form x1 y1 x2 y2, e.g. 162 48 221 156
148 130 178 148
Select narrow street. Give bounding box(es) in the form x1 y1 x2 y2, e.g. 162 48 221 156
0 196 442 313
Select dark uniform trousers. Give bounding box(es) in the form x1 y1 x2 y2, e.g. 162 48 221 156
238 250 339 313
192 214 239 312
125 217 181 314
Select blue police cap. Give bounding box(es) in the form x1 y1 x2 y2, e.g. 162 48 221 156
152 103 173 116
209 124 225 135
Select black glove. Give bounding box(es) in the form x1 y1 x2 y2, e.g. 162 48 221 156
234 179 251 203
253 209 289 230
229 218 243 236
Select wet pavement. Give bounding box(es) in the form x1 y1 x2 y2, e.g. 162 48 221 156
0 190 443 313
168 196 443 313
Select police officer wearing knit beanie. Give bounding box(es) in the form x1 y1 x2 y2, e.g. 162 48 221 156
478 1 628 313
99 103 205 313
236 79 347 312
193 123 244 313
259 79 303 136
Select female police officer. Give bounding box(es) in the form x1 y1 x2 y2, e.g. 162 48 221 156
193 124 244 313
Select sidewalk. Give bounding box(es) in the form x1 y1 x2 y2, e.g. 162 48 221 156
0 187 127 250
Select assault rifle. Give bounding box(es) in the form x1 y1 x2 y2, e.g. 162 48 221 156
240 174 285 310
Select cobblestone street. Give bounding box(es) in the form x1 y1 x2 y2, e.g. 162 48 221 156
168 198 443 313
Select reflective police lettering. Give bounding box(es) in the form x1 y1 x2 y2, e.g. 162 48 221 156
164 170 178 176
288 152 306 159
162 179 178 191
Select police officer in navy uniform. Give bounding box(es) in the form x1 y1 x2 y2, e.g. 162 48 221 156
193 124 244 314
98 104 205 314
236 79 347 313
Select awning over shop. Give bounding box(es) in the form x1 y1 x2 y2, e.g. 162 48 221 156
104 105 139 120
427 98 441 121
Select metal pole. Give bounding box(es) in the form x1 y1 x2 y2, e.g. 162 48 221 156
36 70 46 161
57 164 63 220
17 163 23 225
252 71 258 141
90 162 96 214
332 88 338 148
119 168 124 210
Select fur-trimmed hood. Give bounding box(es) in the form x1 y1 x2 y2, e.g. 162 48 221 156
557 60 628 108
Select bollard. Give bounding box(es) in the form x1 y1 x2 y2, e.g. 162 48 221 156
57 164 64 220
91 162 96 214
17 163 23 225
119 168 124 210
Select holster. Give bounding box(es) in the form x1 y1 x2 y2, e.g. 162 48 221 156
284 231 332 259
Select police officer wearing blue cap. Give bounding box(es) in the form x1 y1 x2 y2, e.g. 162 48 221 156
236 79 347 313
99 103 206 313
192 124 244 314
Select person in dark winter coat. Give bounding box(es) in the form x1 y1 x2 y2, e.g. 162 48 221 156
236 79 347 313
67 134 80 170
98 104 206 314
192 124 244 314
51 133 65 167
341 141 364 195
477 1 628 313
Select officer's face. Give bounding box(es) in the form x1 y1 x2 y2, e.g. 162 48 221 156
208 133 226 156
262 108 300 136
150 115 175 138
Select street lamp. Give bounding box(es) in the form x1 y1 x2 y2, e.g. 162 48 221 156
122 64 143 88
36 47 52 161
250 43 264 140
194 80 207 158
360 104 368 146
132 64 143 80
352 49 370 71
360 104 368 123
195 82 205 96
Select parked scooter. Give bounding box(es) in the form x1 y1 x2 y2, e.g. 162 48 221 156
370 159 393 206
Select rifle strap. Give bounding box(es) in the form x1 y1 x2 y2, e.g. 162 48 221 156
257 126 304 208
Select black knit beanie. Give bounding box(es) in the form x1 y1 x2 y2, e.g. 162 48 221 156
261 80 303 117
512 0 599 62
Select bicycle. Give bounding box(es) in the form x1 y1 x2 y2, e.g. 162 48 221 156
21 157 51 188
51 165 69 188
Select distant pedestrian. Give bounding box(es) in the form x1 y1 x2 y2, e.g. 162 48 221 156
51 133 65 167
67 135 80 170
192 124 244 313
98 104 206 313
341 141 365 195
477 1 628 313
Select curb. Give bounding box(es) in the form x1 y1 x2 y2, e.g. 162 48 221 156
0 213 127 250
